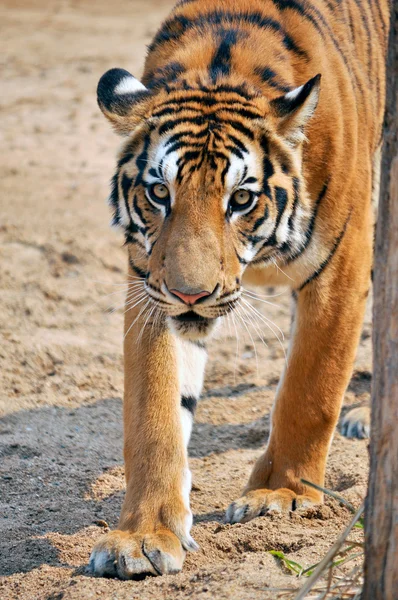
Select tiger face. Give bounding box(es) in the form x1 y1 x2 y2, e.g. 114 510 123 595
98 69 320 339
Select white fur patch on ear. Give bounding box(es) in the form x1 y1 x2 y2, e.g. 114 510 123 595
270 74 321 145
284 84 304 101
114 76 147 95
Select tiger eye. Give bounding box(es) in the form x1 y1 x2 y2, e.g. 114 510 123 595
232 189 251 205
152 183 169 199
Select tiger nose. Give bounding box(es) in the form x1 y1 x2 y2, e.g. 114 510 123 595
170 289 211 305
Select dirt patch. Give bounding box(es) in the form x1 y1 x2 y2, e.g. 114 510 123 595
0 1 370 598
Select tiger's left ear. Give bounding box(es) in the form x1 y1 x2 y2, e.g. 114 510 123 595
97 68 154 135
270 74 321 146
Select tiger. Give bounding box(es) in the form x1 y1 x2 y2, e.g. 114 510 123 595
89 0 389 579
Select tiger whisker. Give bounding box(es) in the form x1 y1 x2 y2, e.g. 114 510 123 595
241 285 287 299
85 278 130 287
124 289 147 304
238 301 269 351
85 284 139 313
126 274 146 279
137 302 158 344
271 259 294 282
149 302 164 345
100 282 144 303
136 156 165 170
241 297 285 341
123 299 152 341
118 292 148 316
234 304 259 375
241 297 287 365
241 291 280 309
228 302 241 384
107 287 146 314
225 311 233 340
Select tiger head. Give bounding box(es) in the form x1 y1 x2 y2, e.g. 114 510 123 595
97 68 320 339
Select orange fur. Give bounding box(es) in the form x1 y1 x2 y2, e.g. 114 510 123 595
90 0 389 578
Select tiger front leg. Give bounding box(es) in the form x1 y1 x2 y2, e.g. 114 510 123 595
227 215 371 523
90 302 206 579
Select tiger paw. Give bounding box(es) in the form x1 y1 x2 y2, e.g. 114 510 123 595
225 488 319 524
341 406 370 439
89 529 186 579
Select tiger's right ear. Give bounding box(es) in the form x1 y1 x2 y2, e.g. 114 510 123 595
97 68 153 135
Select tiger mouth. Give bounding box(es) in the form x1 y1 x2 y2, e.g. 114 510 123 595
172 311 215 323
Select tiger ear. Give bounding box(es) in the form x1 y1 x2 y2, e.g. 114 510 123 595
97 68 153 135
270 74 321 146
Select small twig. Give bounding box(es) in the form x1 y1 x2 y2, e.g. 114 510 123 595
301 479 357 513
293 504 364 600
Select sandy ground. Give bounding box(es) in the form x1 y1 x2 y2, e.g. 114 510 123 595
0 1 372 598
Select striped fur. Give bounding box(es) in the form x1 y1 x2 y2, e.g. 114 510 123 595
90 0 389 579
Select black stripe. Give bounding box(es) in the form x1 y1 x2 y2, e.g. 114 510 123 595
351 0 373 77
128 257 148 279
158 116 206 136
256 186 288 249
160 115 254 141
235 249 248 265
275 186 288 218
254 66 292 93
165 130 208 146
241 232 267 245
117 152 134 168
285 180 329 264
227 134 248 154
272 0 325 39
298 211 351 290
155 102 262 121
281 159 292 174
145 61 186 89
181 395 197 415
288 178 300 230
125 234 146 251
176 150 201 165
227 120 255 140
226 145 244 160
148 167 160 178
210 29 239 82
133 194 148 228
135 134 151 187
189 340 207 350
155 93 257 109
109 173 120 226
121 173 132 202
120 173 137 233
251 206 270 232
261 139 274 199
220 161 230 187
199 83 256 99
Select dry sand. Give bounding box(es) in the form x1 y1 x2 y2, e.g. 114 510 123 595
0 1 372 598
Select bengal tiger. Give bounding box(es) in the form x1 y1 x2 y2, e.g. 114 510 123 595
89 0 389 579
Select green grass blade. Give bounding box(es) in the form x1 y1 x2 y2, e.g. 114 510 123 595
269 550 305 576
